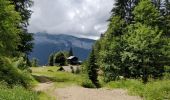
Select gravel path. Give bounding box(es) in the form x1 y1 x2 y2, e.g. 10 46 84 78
35 82 142 100
55 86 142 100
34 82 53 91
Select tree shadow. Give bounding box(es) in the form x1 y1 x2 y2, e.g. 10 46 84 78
32 75 55 83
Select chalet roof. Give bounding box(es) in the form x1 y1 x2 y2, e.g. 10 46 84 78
67 56 77 60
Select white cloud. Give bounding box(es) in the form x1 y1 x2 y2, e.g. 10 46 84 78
28 0 114 39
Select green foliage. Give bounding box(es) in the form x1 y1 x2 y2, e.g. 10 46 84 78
106 79 170 100
133 0 160 26
97 17 125 82
93 0 170 83
31 58 39 67
81 79 96 88
121 0 168 83
143 80 170 100
0 0 21 56
48 53 54 66
75 67 81 74
111 0 139 23
10 0 34 55
17 32 34 55
0 57 33 88
62 51 70 58
53 51 66 66
122 23 166 82
0 83 38 100
87 48 100 88
13 55 32 70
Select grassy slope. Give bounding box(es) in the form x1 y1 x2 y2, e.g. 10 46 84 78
0 83 38 100
31 66 86 99
31 66 85 87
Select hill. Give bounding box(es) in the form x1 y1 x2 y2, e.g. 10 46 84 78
29 33 95 65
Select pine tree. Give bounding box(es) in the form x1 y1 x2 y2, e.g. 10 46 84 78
87 48 100 88
69 47 73 56
111 0 139 23
10 0 34 55
48 53 54 66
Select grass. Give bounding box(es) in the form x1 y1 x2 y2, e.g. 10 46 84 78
105 79 170 100
31 66 85 87
0 83 38 100
38 92 55 100
31 66 87 99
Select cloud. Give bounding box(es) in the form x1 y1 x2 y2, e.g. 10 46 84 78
28 0 114 39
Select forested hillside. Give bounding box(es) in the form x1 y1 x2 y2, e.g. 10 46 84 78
29 33 95 65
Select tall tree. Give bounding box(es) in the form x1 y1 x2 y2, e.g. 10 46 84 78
111 0 139 23
53 52 66 66
87 48 100 88
0 0 21 56
10 0 34 55
122 0 169 83
48 53 54 66
69 47 73 56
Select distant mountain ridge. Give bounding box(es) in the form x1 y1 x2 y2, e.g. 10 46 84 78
29 33 96 65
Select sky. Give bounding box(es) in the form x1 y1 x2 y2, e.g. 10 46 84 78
28 0 114 40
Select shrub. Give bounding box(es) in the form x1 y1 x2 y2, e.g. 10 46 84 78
81 79 96 88
0 57 33 88
13 57 29 70
75 67 80 74
53 52 66 66
70 66 74 73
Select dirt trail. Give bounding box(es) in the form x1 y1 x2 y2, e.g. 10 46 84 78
34 82 53 92
35 82 142 100
55 86 142 100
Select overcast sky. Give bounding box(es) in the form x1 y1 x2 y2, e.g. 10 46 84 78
28 0 114 39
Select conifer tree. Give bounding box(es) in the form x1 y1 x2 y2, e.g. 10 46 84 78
48 53 54 66
10 0 34 55
69 47 73 56
111 0 139 23
87 48 100 88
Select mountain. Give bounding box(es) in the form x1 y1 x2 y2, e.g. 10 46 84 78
29 33 96 65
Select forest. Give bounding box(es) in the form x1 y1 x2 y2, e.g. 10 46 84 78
0 0 170 100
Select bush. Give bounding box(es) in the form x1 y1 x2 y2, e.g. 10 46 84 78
53 52 66 66
81 79 96 88
13 57 29 70
0 57 33 88
75 67 81 74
